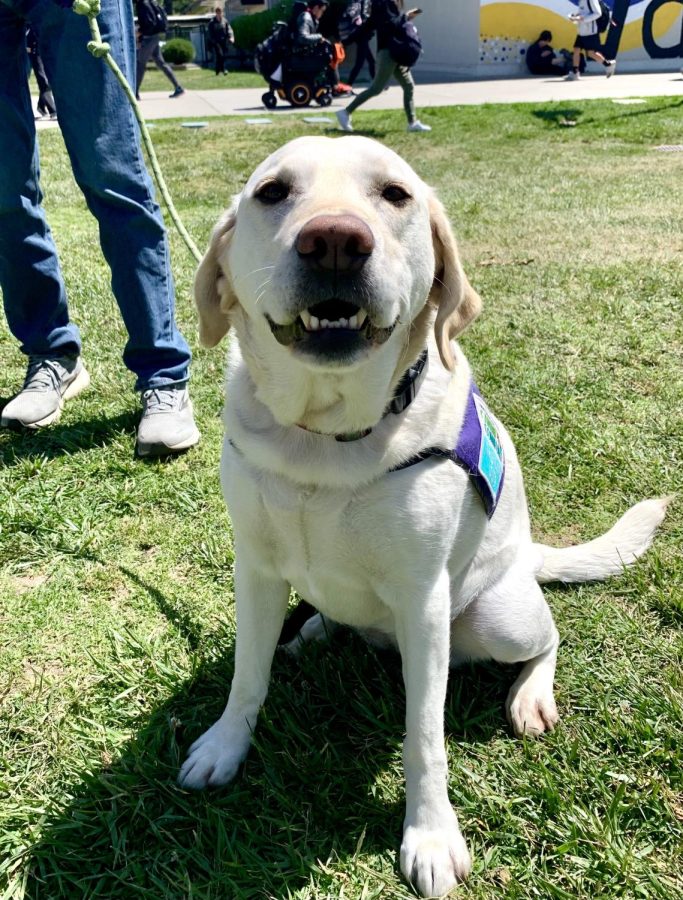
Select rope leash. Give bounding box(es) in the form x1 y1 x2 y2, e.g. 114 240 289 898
72 0 202 264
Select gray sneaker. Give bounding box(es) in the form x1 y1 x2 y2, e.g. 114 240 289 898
1 355 90 429
136 385 200 458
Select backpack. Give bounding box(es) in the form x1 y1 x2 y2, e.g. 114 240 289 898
255 21 290 78
595 0 612 33
137 0 168 37
387 14 422 67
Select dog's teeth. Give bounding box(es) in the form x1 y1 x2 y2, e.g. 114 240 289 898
339 318 348 328
309 315 320 331
320 319 329 329
299 309 311 328
349 315 358 329
356 310 368 327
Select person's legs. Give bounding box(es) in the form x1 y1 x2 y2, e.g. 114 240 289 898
149 35 182 91
566 43 582 79
393 62 416 124
345 48 395 113
586 47 616 75
338 47 394 129
347 35 372 85
0 3 81 360
34 0 192 391
136 33 156 93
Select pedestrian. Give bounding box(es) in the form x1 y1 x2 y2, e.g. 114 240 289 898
290 0 337 89
566 0 616 80
338 0 375 87
134 0 184 98
336 1 431 134
525 29 569 75
292 0 330 52
0 0 200 457
26 25 57 117
206 5 234 77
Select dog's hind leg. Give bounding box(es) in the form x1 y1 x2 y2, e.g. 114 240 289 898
451 563 560 737
282 612 338 657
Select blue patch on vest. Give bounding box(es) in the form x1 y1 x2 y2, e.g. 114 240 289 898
389 380 506 518
454 385 505 518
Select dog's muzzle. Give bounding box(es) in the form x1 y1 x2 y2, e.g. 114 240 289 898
266 213 397 362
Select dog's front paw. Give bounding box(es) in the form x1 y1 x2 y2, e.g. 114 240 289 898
506 683 559 737
178 721 250 790
400 820 471 898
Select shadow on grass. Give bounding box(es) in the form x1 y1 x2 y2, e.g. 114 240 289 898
532 107 584 127
532 96 683 130
0 410 138 464
22 575 513 898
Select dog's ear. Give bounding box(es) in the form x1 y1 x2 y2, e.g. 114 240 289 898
428 194 482 370
194 203 238 347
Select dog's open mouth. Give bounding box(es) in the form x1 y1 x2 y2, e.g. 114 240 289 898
267 299 397 351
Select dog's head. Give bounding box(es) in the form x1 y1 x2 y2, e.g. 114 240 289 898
195 136 480 372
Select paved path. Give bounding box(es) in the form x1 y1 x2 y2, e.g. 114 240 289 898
35 70 682 129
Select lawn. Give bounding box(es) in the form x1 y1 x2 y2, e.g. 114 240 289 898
29 65 263 95
138 65 263 93
1 99 682 899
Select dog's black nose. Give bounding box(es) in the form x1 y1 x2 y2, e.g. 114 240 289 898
296 214 375 272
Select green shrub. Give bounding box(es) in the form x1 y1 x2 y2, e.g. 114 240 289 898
232 1 293 52
162 37 195 65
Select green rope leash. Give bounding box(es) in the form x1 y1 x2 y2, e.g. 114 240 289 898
72 0 202 264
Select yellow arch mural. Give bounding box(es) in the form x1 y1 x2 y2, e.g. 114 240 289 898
480 2 681 53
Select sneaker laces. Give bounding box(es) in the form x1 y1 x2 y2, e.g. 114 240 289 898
23 356 71 393
142 387 184 415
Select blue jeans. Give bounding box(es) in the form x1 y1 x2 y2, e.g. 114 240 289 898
0 0 192 389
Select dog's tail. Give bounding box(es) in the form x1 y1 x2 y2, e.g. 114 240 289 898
534 497 670 584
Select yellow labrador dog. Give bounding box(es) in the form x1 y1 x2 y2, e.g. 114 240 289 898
180 136 666 897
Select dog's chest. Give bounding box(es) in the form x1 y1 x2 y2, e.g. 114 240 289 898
222 443 479 629
241 475 391 626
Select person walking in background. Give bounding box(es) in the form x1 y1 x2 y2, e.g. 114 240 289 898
207 5 234 76
566 0 616 80
336 0 431 134
0 0 199 457
338 0 375 87
26 25 56 117
134 0 184 98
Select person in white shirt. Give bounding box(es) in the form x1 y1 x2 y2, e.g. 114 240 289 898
566 0 616 80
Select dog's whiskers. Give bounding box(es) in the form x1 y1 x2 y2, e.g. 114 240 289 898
254 276 273 307
234 265 276 289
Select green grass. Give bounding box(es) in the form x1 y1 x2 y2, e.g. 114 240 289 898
1 99 682 899
29 66 263 96
138 65 263 92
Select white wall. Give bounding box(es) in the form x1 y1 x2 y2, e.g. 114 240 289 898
416 0 481 74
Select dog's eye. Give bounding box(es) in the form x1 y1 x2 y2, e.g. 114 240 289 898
255 179 290 204
381 183 411 204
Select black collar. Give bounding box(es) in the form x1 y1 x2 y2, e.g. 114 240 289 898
298 350 429 443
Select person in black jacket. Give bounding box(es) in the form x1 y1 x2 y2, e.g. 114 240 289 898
341 0 375 86
292 0 329 50
336 0 430 133
525 30 568 75
207 6 234 76
135 0 184 98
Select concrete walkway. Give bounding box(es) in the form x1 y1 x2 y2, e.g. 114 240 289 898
35 70 682 129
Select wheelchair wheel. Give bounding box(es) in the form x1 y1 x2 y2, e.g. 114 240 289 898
262 91 277 109
316 91 332 107
289 82 312 107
